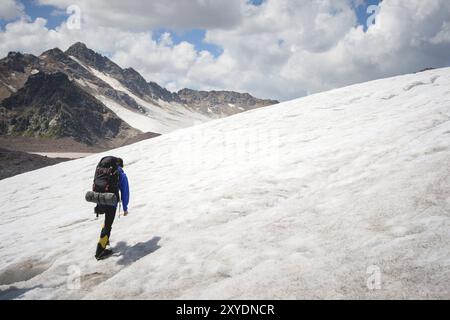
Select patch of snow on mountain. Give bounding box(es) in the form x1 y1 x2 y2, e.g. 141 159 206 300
96 95 174 133
69 55 210 133
89 67 210 134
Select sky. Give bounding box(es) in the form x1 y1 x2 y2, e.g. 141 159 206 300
1 0 450 101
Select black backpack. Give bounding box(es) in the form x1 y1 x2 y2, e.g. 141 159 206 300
92 156 121 201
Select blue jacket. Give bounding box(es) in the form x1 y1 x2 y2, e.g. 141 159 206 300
118 166 130 211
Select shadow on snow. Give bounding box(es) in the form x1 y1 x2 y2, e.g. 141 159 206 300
113 236 162 266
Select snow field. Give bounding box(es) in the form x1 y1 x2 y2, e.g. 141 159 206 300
0 68 449 299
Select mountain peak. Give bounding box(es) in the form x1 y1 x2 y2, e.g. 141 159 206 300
65 42 98 61
40 48 65 59
123 67 139 74
1 51 38 74
7 51 24 59
66 42 89 53
65 41 123 77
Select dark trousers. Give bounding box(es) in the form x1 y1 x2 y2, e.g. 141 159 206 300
95 205 116 256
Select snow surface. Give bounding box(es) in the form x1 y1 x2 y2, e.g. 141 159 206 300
0 68 450 299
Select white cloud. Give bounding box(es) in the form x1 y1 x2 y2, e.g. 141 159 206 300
0 0 24 20
0 17 120 56
116 0 450 100
431 21 450 44
187 0 450 100
1 0 450 101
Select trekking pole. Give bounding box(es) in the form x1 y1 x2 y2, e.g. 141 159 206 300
118 201 122 219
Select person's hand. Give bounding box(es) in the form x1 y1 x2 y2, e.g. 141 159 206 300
123 211 129 216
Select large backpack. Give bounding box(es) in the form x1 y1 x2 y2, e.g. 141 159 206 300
92 156 121 202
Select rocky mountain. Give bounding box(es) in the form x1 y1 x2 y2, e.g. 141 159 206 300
40 47 143 113
0 72 138 146
0 52 40 101
64 42 279 116
0 42 279 147
177 88 279 116
66 42 181 103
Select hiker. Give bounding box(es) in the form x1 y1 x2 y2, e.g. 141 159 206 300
91 156 130 260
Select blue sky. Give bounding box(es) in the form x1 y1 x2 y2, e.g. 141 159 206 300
10 0 67 29
1 0 381 58
152 28 224 57
353 0 382 30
